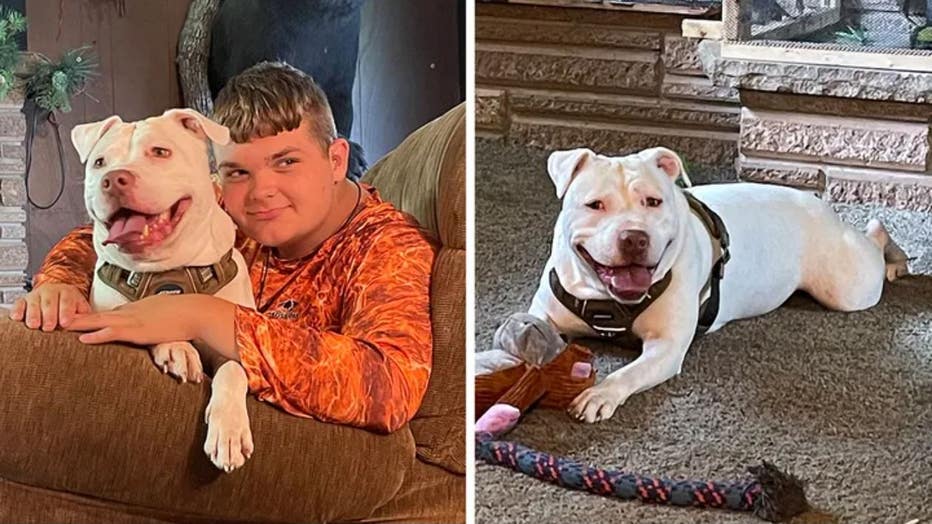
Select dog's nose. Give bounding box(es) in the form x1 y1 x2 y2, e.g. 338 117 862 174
620 230 649 257
101 170 135 193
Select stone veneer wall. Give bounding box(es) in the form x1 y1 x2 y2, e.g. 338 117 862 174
477 2 932 211
475 3 740 174
702 41 932 211
0 92 28 309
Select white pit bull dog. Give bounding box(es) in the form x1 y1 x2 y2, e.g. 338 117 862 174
71 109 256 472
530 147 909 424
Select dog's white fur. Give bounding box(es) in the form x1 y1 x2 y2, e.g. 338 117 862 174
529 147 908 423
72 109 256 471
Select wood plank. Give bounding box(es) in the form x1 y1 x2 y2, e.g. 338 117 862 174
25 0 89 275
80 0 114 123
682 18 722 39
721 41 932 72
110 2 170 119
503 0 717 16
24 1 190 275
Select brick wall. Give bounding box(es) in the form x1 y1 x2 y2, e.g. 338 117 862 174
0 92 28 309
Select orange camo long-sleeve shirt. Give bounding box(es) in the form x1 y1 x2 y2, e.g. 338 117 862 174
33 185 436 433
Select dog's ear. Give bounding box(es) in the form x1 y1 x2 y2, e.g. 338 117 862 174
547 148 595 198
71 115 123 164
163 108 231 146
641 147 692 187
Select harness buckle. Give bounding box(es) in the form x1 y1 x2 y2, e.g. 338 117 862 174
715 247 730 279
197 266 215 284
592 325 627 338
583 305 628 338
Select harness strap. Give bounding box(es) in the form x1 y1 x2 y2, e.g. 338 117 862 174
550 268 672 344
685 192 730 334
97 249 238 302
550 192 729 341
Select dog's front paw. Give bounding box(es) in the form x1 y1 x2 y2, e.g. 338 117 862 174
204 395 254 473
151 341 204 383
568 384 627 423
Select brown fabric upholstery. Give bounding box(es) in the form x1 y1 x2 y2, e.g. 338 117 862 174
362 460 466 523
363 103 466 475
0 103 466 523
0 317 414 523
364 104 466 250
0 479 173 524
0 460 466 524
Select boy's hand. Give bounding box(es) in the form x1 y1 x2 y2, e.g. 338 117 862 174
9 283 91 331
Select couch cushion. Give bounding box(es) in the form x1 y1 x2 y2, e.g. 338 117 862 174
0 318 415 523
0 478 173 524
411 246 465 474
363 103 466 474
0 459 466 524
364 458 466 523
364 103 466 250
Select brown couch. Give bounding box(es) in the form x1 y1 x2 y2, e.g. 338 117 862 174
0 103 466 523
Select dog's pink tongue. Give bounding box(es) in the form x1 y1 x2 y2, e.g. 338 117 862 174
605 266 652 300
104 214 147 245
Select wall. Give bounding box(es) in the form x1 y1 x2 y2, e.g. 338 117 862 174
475 2 739 175
24 0 190 280
477 2 932 211
352 0 464 163
0 90 27 305
707 50 932 211
19 0 465 287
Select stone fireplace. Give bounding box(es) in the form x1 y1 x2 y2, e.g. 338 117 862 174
702 0 932 210
477 0 932 211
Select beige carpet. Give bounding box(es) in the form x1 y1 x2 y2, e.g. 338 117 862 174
475 139 932 524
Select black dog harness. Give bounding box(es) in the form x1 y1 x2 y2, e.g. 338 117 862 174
97 249 239 302
550 192 730 344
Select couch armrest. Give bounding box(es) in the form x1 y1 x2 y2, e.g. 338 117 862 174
0 317 415 524
362 103 466 475
363 103 465 250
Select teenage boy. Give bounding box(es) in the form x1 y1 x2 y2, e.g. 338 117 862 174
10 61 435 435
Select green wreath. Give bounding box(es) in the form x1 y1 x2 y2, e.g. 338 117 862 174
0 6 98 210
19 46 98 115
0 6 26 101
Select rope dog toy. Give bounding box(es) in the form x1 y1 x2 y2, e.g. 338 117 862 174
475 314 810 522
476 412 808 522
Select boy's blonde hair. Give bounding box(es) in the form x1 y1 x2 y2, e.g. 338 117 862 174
212 61 338 150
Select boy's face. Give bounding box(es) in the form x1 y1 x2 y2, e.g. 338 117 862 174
216 120 348 254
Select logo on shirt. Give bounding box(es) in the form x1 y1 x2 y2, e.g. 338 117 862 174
268 298 299 320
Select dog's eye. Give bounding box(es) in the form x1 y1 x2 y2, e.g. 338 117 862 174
93 157 105 168
151 147 172 158
645 197 663 208
585 200 604 211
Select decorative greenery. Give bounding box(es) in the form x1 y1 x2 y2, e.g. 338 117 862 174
0 6 98 111
19 46 97 113
834 25 870 46
0 6 100 212
0 6 26 100
910 24 932 50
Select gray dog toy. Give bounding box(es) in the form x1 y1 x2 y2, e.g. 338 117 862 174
475 313 566 376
